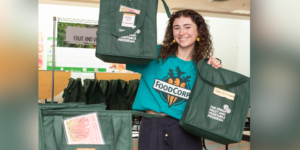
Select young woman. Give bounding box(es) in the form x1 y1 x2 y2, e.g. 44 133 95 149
127 9 222 150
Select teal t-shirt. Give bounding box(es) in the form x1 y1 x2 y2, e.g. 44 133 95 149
127 55 198 119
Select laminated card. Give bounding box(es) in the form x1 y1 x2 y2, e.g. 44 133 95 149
63 112 105 145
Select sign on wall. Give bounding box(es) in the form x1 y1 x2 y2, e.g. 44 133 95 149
38 32 44 70
65 26 98 45
45 18 129 73
57 20 98 48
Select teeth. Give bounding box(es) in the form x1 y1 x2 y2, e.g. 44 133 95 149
180 38 188 41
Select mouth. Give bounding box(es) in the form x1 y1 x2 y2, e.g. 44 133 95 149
178 37 189 41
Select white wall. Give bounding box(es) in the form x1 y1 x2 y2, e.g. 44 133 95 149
156 14 250 74
38 4 250 102
205 17 239 72
157 13 169 44
237 20 250 77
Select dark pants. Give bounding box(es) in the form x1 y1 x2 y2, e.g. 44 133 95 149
138 116 202 150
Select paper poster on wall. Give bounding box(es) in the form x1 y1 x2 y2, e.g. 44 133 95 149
107 63 133 73
38 32 44 70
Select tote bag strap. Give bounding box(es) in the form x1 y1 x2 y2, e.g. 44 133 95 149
197 58 247 89
161 0 171 18
53 116 63 149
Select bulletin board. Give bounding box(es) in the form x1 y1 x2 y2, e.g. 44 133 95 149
46 37 107 73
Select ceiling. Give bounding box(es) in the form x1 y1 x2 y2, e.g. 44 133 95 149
39 0 250 20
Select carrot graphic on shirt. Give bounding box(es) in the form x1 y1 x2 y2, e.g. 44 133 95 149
165 67 188 107
167 68 175 104
173 75 191 103
169 67 186 106
154 66 192 108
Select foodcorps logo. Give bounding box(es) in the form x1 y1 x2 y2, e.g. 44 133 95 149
153 66 191 107
153 79 191 98
223 104 231 114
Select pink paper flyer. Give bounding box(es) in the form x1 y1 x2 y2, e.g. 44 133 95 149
63 113 105 145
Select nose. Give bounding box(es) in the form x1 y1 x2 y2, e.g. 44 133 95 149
179 28 185 36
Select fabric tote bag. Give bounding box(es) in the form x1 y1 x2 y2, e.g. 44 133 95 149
106 80 128 110
125 79 140 110
99 80 110 97
83 79 94 101
179 58 250 145
62 78 87 103
39 109 163 150
85 79 107 104
96 0 171 64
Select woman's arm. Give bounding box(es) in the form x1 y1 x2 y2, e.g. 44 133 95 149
126 64 145 73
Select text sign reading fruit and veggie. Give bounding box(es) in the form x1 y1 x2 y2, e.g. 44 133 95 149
65 27 98 45
63 113 105 145
57 22 98 48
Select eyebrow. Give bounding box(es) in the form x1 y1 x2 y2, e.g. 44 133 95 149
173 24 192 27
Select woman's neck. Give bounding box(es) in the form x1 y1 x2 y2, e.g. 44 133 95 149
176 45 194 61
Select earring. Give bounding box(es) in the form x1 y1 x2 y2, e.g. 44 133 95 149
173 39 175 43
197 37 200 42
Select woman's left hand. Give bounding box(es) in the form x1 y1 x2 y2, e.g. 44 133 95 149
207 57 222 69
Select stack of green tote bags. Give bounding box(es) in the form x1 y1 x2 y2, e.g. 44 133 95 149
62 78 140 110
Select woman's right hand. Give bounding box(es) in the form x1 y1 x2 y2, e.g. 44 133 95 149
207 57 222 69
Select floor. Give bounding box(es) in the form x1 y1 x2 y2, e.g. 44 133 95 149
132 136 250 150
204 139 250 150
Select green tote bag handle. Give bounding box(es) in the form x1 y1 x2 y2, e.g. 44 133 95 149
53 116 64 149
161 0 171 18
197 58 247 89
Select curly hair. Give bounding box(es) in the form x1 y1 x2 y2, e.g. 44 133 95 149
158 9 213 63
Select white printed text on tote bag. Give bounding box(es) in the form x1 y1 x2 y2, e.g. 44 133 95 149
207 104 231 122
118 29 140 43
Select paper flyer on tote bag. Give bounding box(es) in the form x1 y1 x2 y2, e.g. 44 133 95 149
62 112 105 145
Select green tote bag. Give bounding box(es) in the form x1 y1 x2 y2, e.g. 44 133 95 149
125 79 140 110
63 78 87 103
87 79 107 104
39 109 163 150
99 80 110 97
38 103 107 150
83 79 94 101
96 0 171 64
179 58 250 145
106 80 128 110
119 79 128 92
62 78 75 101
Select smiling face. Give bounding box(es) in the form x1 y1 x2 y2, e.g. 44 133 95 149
173 16 199 50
